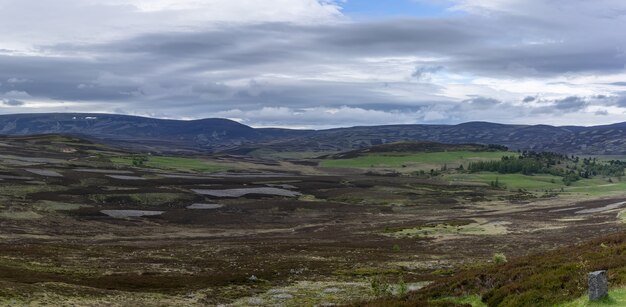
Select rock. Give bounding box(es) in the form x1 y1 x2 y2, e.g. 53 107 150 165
272 293 294 300
247 297 264 305
323 287 342 293
589 270 608 301
268 289 286 294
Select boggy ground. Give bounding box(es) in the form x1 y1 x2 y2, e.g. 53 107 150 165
0 135 625 306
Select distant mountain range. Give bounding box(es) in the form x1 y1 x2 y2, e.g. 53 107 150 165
0 113 625 155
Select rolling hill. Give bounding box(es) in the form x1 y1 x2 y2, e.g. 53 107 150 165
0 113 626 154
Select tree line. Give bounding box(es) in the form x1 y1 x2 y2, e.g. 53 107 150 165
467 151 626 186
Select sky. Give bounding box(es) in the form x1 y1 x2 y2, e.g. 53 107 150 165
1 0 626 128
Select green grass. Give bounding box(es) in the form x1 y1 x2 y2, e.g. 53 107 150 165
431 295 487 307
34 201 89 211
445 172 626 195
560 288 626 306
248 149 338 160
111 156 229 173
445 172 564 190
0 210 42 220
320 151 510 170
565 178 626 196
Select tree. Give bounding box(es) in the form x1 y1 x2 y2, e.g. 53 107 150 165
132 155 148 167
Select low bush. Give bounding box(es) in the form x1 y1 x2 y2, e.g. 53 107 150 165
492 253 507 265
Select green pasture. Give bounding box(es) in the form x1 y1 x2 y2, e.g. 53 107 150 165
564 177 626 196
444 172 564 190
321 151 510 170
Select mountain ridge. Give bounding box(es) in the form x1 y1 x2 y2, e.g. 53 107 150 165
0 113 625 154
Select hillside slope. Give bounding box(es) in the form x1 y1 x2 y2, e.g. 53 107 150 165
357 232 626 307
0 113 626 154
0 113 264 153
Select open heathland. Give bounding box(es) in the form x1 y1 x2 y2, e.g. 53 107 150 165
1 137 626 306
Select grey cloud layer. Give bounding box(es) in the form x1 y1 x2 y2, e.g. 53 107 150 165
2 0 626 126
52 18 625 77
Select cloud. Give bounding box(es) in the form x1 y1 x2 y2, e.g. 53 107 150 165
553 96 587 111
215 106 423 129
462 96 502 109
0 0 625 126
531 96 589 114
615 94 626 107
412 65 445 81
6 77 29 84
0 98 24 106
0 0 343 49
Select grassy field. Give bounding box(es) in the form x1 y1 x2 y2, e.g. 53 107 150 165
444 172 626 196
445 172 565 190
561 288 626 306
431 295 486 306
320 151 510 170
111 156 230 173
565 178 626 196
321 150 626 195
248 149 339 160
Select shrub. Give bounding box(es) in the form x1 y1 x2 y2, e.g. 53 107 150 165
493 253 507 264
397 277 409 297
371 276 392 297
131 155 148 167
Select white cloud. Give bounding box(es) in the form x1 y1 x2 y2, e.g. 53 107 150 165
215 106 422 129
0 0 343 49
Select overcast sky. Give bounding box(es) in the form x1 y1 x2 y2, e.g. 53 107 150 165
1 0 626 128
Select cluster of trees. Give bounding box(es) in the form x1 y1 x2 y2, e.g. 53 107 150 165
466 150 626 186
560 159 626 185
562 171 580 186
131 155 149 167
467 151 570 176
576 158 625 178
485 144 509 152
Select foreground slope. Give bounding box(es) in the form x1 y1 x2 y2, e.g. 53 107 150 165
358 232 626 306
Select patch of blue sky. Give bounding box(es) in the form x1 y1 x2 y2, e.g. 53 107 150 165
337 0 457 19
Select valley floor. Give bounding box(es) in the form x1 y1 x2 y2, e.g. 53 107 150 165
1 136 626 306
